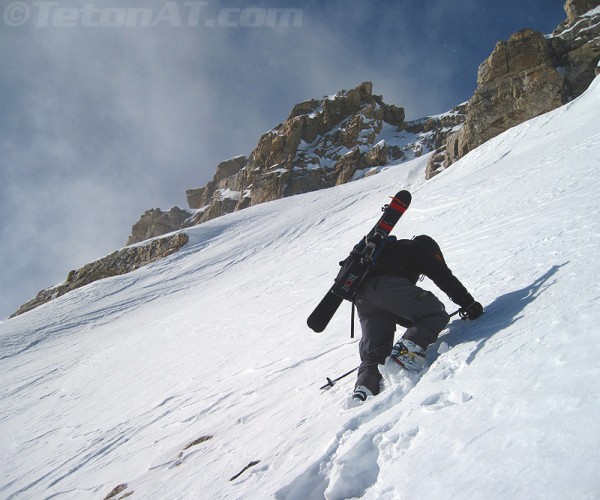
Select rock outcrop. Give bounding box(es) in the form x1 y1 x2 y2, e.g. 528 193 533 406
443 0 600 167
550 0 600 99
184 82 408 226
11 232 189 318
403 102 466 179
185 155 248 211
446 28 564 165
127 207 191 245
564 0 599 23
132 81 463 233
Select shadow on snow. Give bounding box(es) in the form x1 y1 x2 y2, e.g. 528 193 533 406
433 262 569 364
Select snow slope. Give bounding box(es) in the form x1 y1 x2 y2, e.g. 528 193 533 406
1 76 600 500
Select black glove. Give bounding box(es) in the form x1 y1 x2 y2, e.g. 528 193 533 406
459 301 483 320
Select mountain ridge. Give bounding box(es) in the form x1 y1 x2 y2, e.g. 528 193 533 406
9 0 600 318
127 0 599 246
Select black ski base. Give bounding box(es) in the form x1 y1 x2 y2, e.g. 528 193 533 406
307 292 343 333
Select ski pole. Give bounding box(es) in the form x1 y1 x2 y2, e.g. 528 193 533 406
320 366 359 390
449 308 460 318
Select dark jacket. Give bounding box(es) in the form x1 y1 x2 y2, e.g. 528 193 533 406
375 238 474 308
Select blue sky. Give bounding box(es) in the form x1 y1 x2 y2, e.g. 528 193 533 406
0 0 566 319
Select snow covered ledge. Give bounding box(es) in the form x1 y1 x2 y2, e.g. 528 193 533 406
10 232 189 318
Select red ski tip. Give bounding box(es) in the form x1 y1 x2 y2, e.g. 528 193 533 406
389 196 408 213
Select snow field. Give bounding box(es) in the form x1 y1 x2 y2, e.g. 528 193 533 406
1 77 599 499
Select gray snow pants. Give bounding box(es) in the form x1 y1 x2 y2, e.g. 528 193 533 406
355 275 450 395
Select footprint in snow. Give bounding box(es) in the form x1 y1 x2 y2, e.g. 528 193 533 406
420 391 473 411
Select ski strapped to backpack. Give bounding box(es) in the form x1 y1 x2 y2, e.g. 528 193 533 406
307 190 412 333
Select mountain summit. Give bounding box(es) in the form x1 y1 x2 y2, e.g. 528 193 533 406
128 82 464 245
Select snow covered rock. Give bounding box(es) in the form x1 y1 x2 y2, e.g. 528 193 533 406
185 81 409 219
138 81 459 238
564 0 599 23
185 155 248 210
551 0 600 98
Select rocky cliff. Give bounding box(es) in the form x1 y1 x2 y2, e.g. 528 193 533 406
180 82 467 229
126 82 465 244
437 0 600 171
186 81 405 218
